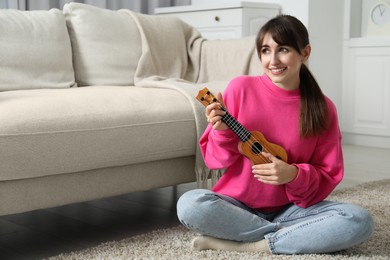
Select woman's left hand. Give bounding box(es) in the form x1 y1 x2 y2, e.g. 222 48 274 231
252 152 298 185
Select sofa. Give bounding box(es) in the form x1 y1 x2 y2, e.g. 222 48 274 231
0 3 261 216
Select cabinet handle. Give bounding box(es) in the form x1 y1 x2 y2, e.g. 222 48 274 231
214 16 220 22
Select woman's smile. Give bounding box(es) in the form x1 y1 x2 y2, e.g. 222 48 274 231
269 67 287 75
259 33 310 91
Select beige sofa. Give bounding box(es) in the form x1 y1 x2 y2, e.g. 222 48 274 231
0 3 260 216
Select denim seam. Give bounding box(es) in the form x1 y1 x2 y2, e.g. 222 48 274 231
180 220 214 237
274 210 320 222
267 208 345 253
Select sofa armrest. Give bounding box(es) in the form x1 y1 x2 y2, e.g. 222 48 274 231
197 36 263 83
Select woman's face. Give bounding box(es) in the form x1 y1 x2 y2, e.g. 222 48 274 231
259 32 311 91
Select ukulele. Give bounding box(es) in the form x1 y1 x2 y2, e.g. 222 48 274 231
196 87 288 165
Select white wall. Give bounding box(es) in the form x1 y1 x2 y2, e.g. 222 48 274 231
307 0 344 111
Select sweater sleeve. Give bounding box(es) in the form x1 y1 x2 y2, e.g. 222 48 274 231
285 100 344 208
200 126 241 169
199 79 243 169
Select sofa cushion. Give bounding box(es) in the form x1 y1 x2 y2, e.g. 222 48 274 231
63 3 142 86
0 87 195 181
0 9 75 91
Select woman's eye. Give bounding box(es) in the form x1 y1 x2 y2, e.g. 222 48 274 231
279 47 289 53
261 48 270 54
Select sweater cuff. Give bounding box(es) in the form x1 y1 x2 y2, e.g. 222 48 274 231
211 128 236 140
286 164 307 189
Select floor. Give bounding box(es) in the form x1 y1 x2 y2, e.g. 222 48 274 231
0 144 389 260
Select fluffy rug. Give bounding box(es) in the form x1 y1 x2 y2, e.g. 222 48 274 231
50 179 390 259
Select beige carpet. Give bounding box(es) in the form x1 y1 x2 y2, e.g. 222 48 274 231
50 179 390 259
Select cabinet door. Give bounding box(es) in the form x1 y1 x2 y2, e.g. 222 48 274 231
169 8 242 29
242 8 279 37
342 47 390 136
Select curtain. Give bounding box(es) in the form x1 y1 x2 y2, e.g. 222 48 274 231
0 0 191 14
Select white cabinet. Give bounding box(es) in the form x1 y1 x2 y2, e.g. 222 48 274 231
342 0 390 148
155 2 280 40
343 46 390 135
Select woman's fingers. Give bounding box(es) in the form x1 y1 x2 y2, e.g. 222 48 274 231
204 92 228 130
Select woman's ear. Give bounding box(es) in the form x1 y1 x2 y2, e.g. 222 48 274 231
302 44 311 63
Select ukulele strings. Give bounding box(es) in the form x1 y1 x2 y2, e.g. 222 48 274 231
224 116 271 163
221 109 272 163
202 93 272 163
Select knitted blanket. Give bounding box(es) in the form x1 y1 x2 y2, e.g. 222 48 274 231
136 77 227 188
126 11 260 188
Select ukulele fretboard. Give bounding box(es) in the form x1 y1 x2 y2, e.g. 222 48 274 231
221 108 251 142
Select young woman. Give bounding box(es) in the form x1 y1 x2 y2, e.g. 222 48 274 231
177 15 373 254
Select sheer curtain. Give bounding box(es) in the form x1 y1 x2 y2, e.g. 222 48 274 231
0 0 191 14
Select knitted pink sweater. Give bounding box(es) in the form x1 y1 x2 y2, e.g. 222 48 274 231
200 75 343 212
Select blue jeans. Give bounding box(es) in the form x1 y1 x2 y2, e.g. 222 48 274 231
177 189 373 254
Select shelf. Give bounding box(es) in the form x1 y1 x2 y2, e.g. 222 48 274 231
154 2 280 40
155 1 280 14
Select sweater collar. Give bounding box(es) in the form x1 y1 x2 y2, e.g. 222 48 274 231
259 74 301 99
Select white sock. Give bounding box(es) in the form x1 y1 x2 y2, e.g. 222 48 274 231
191 235 270 253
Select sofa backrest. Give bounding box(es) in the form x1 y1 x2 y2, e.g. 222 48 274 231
0 8 76 91
1 3 261 91
63 3 142 87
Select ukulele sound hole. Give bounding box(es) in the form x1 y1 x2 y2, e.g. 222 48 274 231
251 142 263 154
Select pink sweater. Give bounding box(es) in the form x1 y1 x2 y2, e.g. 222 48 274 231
200 75 343 212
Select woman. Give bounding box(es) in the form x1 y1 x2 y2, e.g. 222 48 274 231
177 15 373 254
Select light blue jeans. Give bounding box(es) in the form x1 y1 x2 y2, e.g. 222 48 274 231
177 189 373 254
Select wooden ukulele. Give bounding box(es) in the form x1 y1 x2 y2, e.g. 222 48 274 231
196 87 288 165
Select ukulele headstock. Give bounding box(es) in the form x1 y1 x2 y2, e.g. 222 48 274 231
196 87 220 107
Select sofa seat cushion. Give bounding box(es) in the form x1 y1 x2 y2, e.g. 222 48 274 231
0 86 196 181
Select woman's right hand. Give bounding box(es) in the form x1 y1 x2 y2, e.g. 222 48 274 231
205 92 229 131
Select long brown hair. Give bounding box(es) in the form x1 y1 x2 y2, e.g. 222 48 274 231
256 14 328 137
